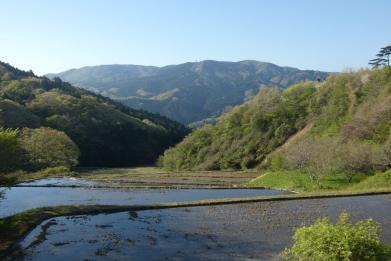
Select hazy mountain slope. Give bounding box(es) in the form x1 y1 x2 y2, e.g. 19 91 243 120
159 68 391 171
0 61 188 167
47 60 329 124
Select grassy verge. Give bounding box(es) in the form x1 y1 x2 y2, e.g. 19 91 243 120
1 189 391 258
249 169 391 193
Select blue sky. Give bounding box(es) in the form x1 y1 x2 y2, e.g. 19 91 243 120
0 0 390 75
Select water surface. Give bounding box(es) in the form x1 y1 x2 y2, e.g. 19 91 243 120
0 179 285 217
18 195 391 260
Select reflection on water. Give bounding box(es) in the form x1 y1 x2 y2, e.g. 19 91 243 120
0 179 286 218
18 195 391 261
16 178 98 187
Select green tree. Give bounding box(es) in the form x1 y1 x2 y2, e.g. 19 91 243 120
19 127 80 170
0 128 20 173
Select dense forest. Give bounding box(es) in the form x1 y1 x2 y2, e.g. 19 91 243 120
159 68 391 180
0 61 188 170
47 60 328 125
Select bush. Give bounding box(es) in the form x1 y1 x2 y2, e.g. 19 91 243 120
19 127 80 170
282 212 391 261
37 166 70 175
270 153 284 171
337 142 384 181
0 128 21 173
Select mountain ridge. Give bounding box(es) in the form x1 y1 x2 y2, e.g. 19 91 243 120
47 60 329 125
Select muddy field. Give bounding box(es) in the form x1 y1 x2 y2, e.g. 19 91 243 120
17 194 391 261
76 168 261 188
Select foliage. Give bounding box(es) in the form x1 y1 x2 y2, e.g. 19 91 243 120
18 128 80 170
282 212 391 261
161 67 391 179
0 128 20 173
369 45 391 68
161 83 317 170
0 61 188 167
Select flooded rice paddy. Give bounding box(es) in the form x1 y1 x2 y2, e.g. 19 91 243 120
17 194 391 261
0 178 286 218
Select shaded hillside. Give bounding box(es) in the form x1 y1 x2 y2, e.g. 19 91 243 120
159 68 391 172
47 60 329 124
0 61 188 167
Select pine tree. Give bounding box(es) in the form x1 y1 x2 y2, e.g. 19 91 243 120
369 45 391 68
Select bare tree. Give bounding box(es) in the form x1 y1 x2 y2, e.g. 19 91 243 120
283 137 338 187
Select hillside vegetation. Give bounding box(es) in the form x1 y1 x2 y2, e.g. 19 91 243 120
47 60 328 125
0 61 188 168
160 68 391 184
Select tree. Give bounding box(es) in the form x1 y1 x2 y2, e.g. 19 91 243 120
283 137 338 187
0 128 20 173
369 45 391 68
19 127 80 170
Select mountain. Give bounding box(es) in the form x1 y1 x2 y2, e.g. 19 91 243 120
159 68 391 172
0 61 188 167
46 60 329 125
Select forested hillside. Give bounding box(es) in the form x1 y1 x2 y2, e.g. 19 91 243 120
160 68 391 177
0 61 188 168
47 60 328 125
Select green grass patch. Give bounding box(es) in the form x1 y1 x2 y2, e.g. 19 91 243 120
249 170 317 192
249 170 390 193
348 169 391 191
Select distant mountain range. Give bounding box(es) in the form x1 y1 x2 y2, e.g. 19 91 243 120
47 60 329 125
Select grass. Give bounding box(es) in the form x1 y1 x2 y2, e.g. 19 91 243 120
249 169 391 193
348 169 391 190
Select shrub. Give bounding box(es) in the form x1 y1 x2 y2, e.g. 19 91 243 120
18 127 80 170
381 136 391 169
270 153 284 171
38 166 70 175
0 128 21 173
282 212 391 261
337 142 381 182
